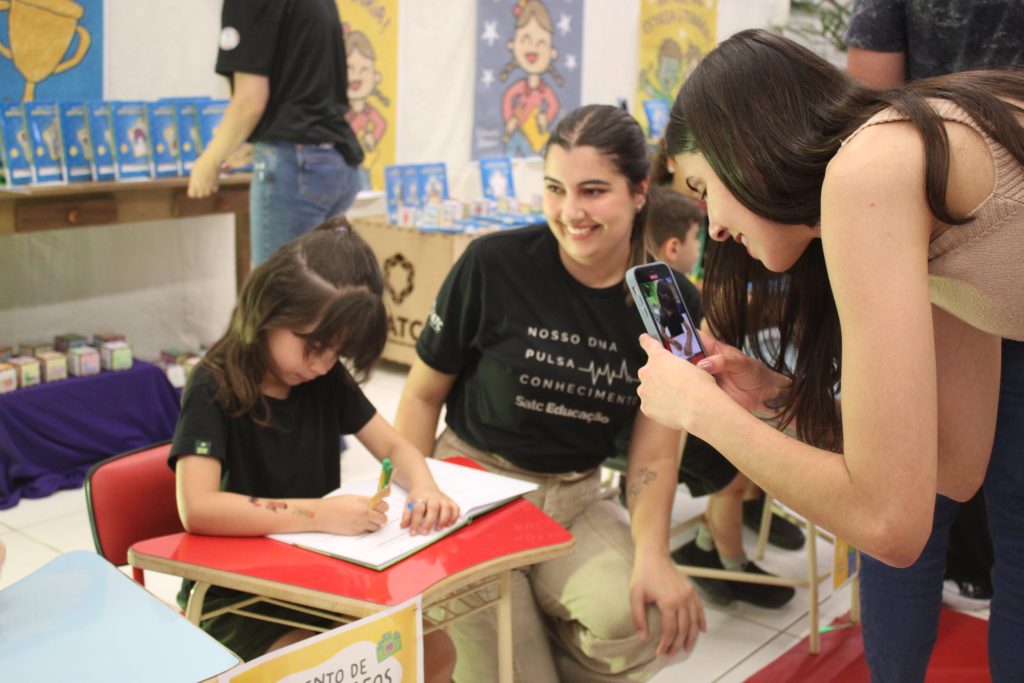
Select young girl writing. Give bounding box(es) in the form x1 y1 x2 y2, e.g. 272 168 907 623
170 217 457 681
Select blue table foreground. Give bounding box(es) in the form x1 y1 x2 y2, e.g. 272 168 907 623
0 551 240 681
0 360 180 509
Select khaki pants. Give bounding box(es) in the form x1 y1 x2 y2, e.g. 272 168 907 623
433 429 674 683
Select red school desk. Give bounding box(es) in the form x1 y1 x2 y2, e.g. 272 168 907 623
128 461 574 683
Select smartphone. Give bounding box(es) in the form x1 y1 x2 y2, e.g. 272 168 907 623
625 262 707 364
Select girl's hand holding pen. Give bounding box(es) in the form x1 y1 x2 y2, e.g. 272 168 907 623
401 489 460 536
321 493 390 535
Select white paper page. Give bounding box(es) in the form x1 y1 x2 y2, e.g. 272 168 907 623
269 459 537 568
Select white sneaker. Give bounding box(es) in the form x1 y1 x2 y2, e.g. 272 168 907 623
942 578 992 611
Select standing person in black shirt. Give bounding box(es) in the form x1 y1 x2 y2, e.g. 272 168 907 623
395 105 706 683
188 0 364 267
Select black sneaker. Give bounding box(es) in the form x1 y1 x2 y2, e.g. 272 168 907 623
729 561 796 609
672 540 735 605
743 497 806 550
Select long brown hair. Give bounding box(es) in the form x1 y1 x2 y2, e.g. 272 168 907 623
201 216 387 426
546 104 652 275
660 28 1024 451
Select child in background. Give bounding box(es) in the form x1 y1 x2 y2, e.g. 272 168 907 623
169 217 457 682
644 184 703 278
643 186 799 608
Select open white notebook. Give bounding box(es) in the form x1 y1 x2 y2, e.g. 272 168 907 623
269 458 537 570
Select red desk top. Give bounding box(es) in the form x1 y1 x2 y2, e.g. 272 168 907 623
131 493 573 609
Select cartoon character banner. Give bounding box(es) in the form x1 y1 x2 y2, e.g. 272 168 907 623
635 0 716 136
0 0 102 102
472 0 583 160
337 0 397 191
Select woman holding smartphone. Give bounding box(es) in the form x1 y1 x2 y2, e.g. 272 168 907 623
394 104 705 683
636 29 1024 681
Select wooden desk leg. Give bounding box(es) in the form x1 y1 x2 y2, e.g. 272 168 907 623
497 570 513 683
234 210 251 291
807 524 820 654
185 581 212 625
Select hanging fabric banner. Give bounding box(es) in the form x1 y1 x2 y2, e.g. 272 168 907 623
0 0 103 101
635 0 716 138
472 0 583 160
337 0 398 191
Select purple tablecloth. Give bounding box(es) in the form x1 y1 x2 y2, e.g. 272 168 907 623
0 360 180 509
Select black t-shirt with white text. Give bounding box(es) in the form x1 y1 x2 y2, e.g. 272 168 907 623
216 0 363 165
416 225 702 473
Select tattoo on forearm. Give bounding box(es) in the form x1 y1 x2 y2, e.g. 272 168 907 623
626 467 658 506
247 497 314 518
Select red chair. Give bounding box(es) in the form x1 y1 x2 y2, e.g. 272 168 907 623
84 441 183 585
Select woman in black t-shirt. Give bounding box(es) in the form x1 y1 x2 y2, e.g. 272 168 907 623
395 105 705 683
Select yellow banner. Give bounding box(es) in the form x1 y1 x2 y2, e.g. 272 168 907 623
221 597 423 682
635 0 717 135
338 0 398 191
833 538 859 591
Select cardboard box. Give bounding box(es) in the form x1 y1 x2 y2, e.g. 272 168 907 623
1 103 33 186
68 346 101 377
176 100 202 174
111 100 153 180
9 356 41 388
24 101 64 184
59 101 94 182
0 345 12 362
19 341 52 357
92 332 125 347
87 102 116 181
37 351 67 382
54 333 88 353
159 347 190 365
162 362 186 389
353 216 494 365
480 157 515 199
147 100 182 178
100 340 133 371
182 355 201 380
0 362 16 393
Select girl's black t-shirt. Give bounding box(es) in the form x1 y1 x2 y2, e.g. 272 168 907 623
168 364 376 498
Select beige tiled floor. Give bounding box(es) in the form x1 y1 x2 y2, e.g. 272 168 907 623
0 362 983 682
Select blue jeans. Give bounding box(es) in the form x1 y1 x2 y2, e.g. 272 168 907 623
861 339 1024 682
249 141 360 267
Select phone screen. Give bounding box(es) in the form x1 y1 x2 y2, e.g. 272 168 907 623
626 263 707 364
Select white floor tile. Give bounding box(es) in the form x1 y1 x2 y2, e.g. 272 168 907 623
713 631 803 683
650 609 783 682
18 511 97 554
0 487 87 529
0 529 61 588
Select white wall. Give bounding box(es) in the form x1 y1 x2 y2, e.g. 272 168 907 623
1 0 789 359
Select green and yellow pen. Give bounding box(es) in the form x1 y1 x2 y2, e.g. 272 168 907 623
368 458 393 509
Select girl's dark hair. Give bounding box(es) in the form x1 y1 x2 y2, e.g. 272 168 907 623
545 104 652 272
659 28 1024 451
201 216 387 425
644 185 704 256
